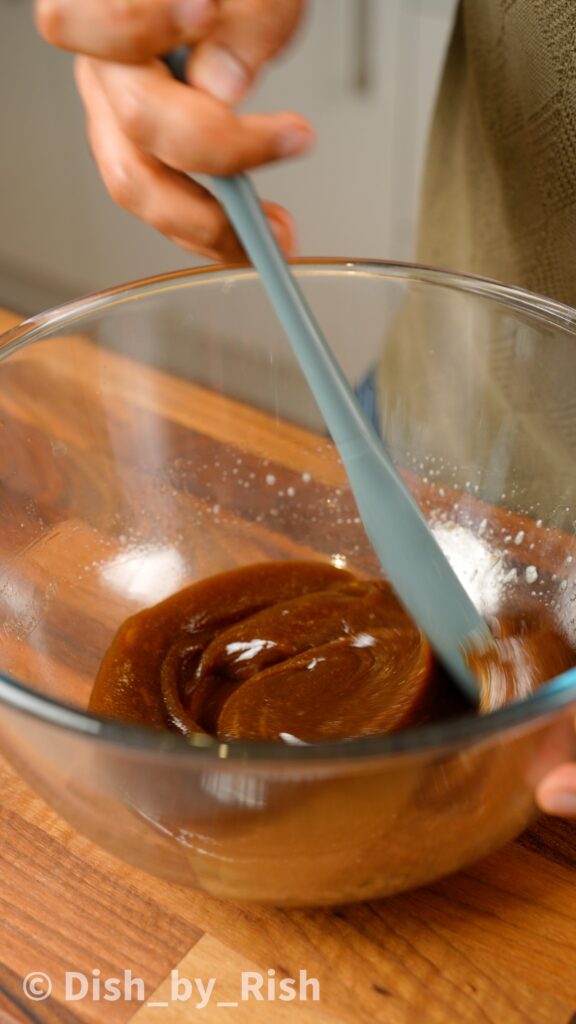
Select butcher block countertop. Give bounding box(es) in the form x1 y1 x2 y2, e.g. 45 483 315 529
0 306 574 1024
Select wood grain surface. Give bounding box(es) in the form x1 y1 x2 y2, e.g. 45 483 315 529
0 307 574 1024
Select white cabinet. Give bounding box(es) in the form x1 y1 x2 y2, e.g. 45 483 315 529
0 0 457 315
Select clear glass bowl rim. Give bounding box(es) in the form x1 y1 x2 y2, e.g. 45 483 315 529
1 257 575 765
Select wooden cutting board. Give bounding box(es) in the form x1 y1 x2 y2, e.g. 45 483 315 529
0 307 574 1024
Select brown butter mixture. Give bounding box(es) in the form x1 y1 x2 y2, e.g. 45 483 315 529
90 560 574 741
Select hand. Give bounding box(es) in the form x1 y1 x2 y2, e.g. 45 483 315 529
35 0 313 261
536 760 576 817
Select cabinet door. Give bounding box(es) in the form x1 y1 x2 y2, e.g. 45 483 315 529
0 0 456 314
388 0 459 258
247 0 456 259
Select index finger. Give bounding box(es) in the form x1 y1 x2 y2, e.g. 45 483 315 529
35 0 216 61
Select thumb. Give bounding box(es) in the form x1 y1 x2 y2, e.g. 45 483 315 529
36 0 218 61
189 0 306 104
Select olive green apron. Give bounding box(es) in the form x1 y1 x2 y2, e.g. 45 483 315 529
417 0 576 303
374 0 576 524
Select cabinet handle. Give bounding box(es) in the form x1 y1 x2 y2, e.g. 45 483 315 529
353 0 372 93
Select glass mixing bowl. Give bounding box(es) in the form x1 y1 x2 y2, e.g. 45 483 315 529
0 260 575 906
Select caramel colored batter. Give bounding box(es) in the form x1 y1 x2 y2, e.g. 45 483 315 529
90 560 574 741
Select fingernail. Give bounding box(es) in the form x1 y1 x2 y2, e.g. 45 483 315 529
173 0 214 30
539 789 576 816
193 46 248 104
275 124 314 158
